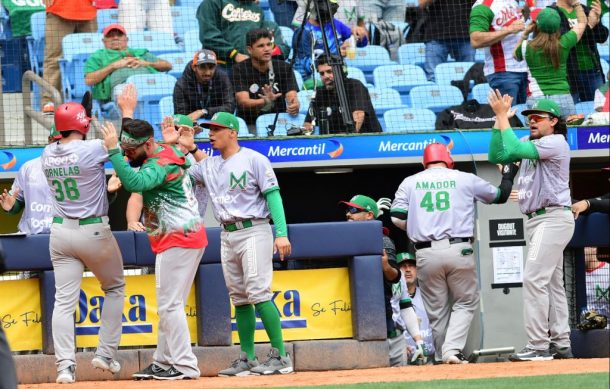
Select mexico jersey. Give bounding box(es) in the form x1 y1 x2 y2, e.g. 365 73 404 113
393 167 499 242
11 157 54 234
41 139 109 219
190 147 279 224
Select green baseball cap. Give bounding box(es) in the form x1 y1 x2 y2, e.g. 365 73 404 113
535 8 560 33
396 252 416 265
49 124 61 140
339 194 379 218
199 112 239 131
521 99 562 118
173 114 194 128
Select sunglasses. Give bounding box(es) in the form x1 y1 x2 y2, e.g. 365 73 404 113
527 114 551 123
346 206 366 215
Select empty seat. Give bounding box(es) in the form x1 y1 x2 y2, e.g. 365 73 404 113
344 45 394 75
373 64 432 94
383 108 437 133
171 6 198 37
409 85 464 112
255 113 306 137
60 32 104 101
158 52 192 78
575 101 595 116
96 8 119 33
434 61 475 86
368 87 404 116
472 83 491 104
184 29 202 54
128 31 181 55
398 43 426 66
26 11 46 75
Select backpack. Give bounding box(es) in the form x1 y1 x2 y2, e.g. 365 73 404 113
368 20 406 61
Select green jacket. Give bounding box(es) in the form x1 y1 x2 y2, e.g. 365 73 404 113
197 0 289 66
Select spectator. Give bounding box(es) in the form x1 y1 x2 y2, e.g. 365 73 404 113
339 195 427 367
571 167 610 218
397 252 436 365
173 50 236 123
419 0 475 82
513 5 587 117
293 0 365 28
232 28 299 131
470 0 529 105
41 0 97 114
84 23 172 104
197 0 290 70
391 142 518 363
362 0 406 23
303 55 381 134
584 247 610 323
118 0 173 34
269 0 298 28
593 71 610 112
550 0 607 103
293 0 368 85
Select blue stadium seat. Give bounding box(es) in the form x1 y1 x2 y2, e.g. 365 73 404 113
184 29 201 54
434 61 475 86
171 6 198 37
236 116 252 137
472 83 491 104
383 108 437 133
297 90 314 114
128 31 181 56
0 5 10 39
344 45 394 81
575 101 595 116
598 41 609 61
279 25 293 48
368 87 404 116
158 52 191 78
255 113 306 137
373 64 432 96
409 85 464 112
602 12 609 30
177 0 203 7
398 43 426 66
294 70 304 90
60 33 104 102
96 8 119 33
601 58 609 77
474 49 485 63
126 73 177 137
514 103 528 125
159 95 174 120
26 11 45 75
346 66 368 86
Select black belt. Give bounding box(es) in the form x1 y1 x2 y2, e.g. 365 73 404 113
413 237 473 250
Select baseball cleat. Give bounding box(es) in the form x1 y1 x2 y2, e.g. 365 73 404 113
92 355 121 374
549 344 574 359
249 348 294 375
152 366 195 380
132 363 166 380
443 352 469 364
56 365 75 384
509 347 553 362
218 352 259 376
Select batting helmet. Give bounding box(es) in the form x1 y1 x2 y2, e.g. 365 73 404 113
54 102 91 134
423 142 454 169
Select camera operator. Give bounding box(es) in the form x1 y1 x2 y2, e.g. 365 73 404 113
303 55 381 134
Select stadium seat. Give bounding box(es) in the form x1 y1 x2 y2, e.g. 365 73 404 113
474 49 485 63
171 6 198 38
346 66 368 86
472 83 491 104
368 87 404 116
26 11 45 75
601 58 609 77
279 25 294 49
96 8 119 33
344 45 394 81
398 43 426 66
514 103 528 126
297 90 314 114
59 33 104 102
434 61 475 86
597 41 609 61
383 108 437 133
236 116 253 137
294 70 304 90
128 31 181 56
184 29 201 54
126 73 177 137
177 0 203 7
159 95 174 120
602 12 609 30
373 64 432 96
255 113 306 137
575 101 595 116
158 52 192 78
409 85 464 112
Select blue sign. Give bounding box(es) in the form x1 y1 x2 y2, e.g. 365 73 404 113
576 126 610 150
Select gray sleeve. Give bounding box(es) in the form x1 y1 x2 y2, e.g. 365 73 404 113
188 160 206 187
252 153 279 194
392 180 410 212
11 166 25 202
91 139 109 164
471 173 500 204
532 135 565 160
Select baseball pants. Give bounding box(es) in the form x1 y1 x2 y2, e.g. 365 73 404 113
416 241 479 362
388 330 407 367
523 207 575 350
50 218 125 371
153 246 205 378
220 221 274 306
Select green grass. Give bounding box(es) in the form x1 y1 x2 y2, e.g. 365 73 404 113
227 373 609 389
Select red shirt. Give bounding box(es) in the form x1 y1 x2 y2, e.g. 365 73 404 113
47 0 96 21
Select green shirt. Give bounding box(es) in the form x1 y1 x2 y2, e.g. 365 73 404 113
558 7 595 70
515 30 578 96
1 0 44 37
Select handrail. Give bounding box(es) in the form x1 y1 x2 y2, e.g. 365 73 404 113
21 70 61 144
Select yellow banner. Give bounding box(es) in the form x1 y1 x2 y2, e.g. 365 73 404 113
0 279 43 351
231 268 353 343
76 275 197 347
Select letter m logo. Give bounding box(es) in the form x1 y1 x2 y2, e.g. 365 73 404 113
230 171 247 190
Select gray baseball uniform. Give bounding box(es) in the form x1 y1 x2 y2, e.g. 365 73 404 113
189 147 278 305
404 287 435 364
41 139 125 372
10 157 54 234
516 134 575 351
389 277 410 366
392 167 499 362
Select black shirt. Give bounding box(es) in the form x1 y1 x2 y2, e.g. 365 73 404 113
232 58 299 125
423 0 474 41
305 78 382 134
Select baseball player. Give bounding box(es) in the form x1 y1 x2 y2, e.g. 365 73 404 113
100 111 207 380
397 252 436 365
339 195 427 366
41 99 126 384
390 142 518 364
489 91 575 361
171 111 293 376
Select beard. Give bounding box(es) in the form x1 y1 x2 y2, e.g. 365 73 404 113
128 153 147 167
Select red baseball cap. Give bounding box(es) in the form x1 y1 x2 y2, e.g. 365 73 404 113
102 23 127 37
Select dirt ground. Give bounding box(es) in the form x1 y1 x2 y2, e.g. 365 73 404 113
19 358 610 389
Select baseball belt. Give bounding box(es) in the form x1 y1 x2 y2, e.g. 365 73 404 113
222 219 254 232
52 216 103 226
413 237 473 250
527 206 571 219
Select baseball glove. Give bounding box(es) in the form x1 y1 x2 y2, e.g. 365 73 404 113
576 310 608 330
